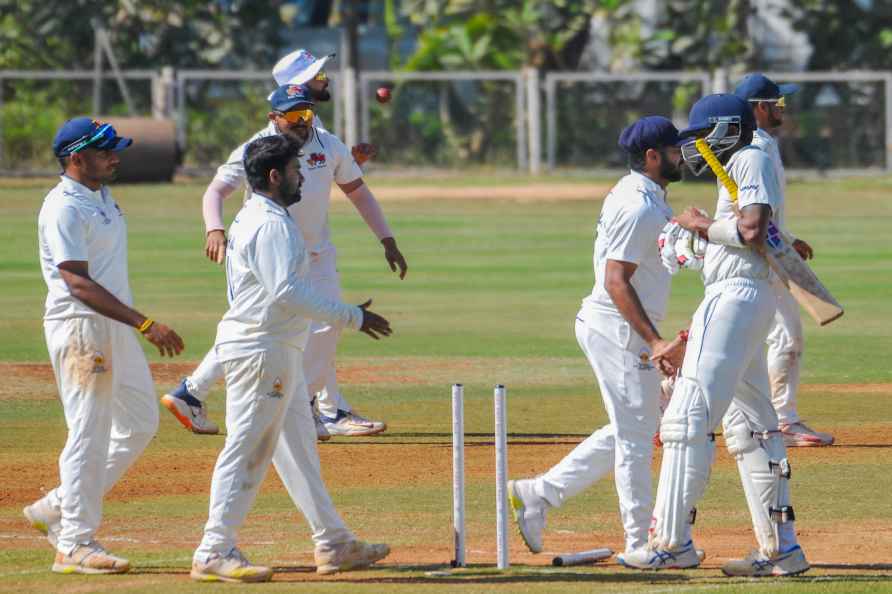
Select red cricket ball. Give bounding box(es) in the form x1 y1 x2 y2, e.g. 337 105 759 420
376 87 392 104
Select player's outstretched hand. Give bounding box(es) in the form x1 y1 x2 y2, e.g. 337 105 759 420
651 336 685 377
143 322 185 357
674 207 713 236
792 238 814 260
357 299 392 340
352 143 378 166
381 237 408 279
205 230 227 265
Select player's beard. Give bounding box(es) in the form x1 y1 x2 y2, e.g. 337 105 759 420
767 111 783 129
659 151 682 182
282 124 310 146
278 176 302 207
309 87 331 102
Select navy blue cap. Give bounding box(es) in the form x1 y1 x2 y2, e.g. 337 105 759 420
53 117 132 157
618 116 681 154
269 84 315 112
679 94 756 138
734 73 799 102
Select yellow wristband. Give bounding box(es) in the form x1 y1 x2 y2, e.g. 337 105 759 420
138 319 154 334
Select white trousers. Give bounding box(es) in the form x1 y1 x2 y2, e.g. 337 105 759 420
766 282 803 425
535 311 660 552
188 248 350 417
44 316 159 555
195 347 353 560
652 278 792 550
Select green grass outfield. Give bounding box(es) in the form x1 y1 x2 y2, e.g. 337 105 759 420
1 173 891 592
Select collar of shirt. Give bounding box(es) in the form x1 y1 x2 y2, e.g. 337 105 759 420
754 127 776 145
249 191 290 217
627 169 667 202
59 175 103 203
726 144 760 170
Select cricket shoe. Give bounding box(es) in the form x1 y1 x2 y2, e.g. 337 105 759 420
781 422 834 447
161 380 220 435
52 541 130 575
721 545 810 577
508 479 548 554
314 409 331 442
617 541 701 570
321 410 386 437
314 540 390 574
191 548 272 583
23 494 61 547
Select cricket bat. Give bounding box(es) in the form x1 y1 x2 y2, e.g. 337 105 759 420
694 139 844 326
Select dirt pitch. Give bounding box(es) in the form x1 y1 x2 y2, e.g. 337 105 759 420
2 361 892 591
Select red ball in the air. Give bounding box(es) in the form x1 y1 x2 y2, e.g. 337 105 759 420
376 87 392 103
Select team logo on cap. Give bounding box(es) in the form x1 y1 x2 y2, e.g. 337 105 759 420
286 85 303 97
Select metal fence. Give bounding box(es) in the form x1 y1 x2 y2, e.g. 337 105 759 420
358 70 528 170
543 71 712 171
2 68 891 176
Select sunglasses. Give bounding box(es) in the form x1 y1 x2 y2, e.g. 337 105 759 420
751 96 786 109
313 71 327 82
61 123 116 155
277 108 314 123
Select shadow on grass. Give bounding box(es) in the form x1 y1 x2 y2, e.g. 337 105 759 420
265 563 694 585
319 432 589 446
812 562 892 571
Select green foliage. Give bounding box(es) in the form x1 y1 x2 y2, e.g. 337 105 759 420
634 0 753 70
400 0 620 69
0 0 296 71
0 83 90 170
787 0 892 69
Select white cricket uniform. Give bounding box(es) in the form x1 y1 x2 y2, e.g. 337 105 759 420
196 192 363 560
652 146 799 558
752 127 804 425
531 171 672 552
188 122 363 419
37 176 158 555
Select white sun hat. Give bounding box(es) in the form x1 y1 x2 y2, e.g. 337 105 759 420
272 49 336 85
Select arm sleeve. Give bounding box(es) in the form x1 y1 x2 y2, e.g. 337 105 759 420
734 149 780 214
202 179 238 233
345 183 394 240
605 205 661 265
329 134 364 184
43 206 87 265
251 221 363 330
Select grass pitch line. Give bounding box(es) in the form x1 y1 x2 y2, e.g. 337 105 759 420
0 556 192 579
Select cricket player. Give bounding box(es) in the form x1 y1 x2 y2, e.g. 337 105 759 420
24 117 184 574
508 117 686 556
162 50 405 438
191 135 393 583
734 73 833 447
619 94 810 577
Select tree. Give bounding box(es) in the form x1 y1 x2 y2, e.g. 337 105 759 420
786 0 892 70
0 0 290 70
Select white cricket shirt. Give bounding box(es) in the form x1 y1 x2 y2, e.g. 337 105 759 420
701 145 782 287
751 127 787 232
38 176 132 321
214 123 362 254
581 171 674 323
214 192 362 362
